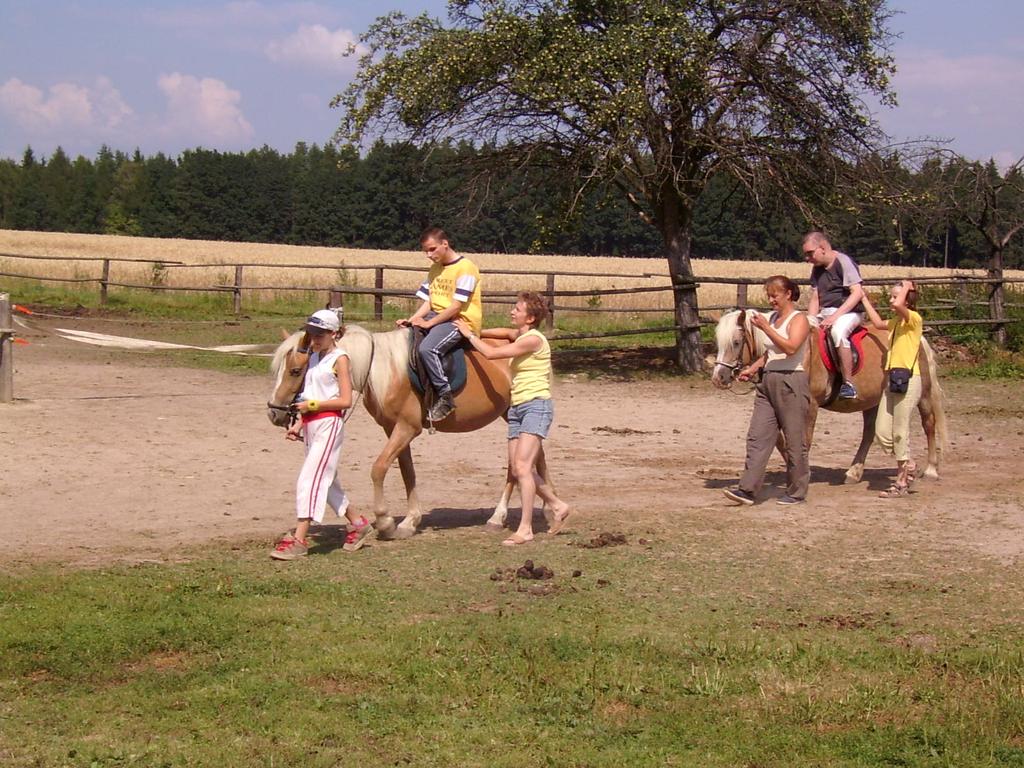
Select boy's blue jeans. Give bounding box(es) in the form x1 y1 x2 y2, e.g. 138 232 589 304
418 312 462 395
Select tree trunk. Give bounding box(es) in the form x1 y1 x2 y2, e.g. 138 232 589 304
988 245 1007 347
657 193 704 373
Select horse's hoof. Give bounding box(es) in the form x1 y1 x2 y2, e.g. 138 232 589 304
374 517 397 540
484 522 505 533
393 525 417 540
923 467 939 480
844 472 863 484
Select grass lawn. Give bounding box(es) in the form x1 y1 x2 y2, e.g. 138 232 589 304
2 528 1023 767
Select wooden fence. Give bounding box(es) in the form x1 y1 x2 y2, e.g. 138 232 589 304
0 293 13 403
1 252 1022 342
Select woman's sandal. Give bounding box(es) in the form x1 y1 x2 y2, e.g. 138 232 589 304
548 508 573 535
879 483 909 499
502 533 534 547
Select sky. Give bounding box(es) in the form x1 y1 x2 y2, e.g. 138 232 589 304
1 0 1023 166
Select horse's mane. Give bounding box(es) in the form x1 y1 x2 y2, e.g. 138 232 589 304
341 324 410 396
270 331 304 379
717 308 773 357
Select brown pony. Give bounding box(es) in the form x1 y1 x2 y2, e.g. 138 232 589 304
268 322 550 539
711 309 947 482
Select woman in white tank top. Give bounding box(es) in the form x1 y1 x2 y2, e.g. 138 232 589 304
724 276 812 507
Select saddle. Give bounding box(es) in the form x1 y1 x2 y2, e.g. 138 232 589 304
817 326 869 376
407 327 468 397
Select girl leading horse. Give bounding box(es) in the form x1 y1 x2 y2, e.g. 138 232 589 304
268 321 553 540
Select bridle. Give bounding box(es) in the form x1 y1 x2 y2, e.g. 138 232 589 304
716 310 759 376
266 340 311 428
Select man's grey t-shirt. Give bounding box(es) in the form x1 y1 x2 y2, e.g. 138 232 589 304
810 251 863 312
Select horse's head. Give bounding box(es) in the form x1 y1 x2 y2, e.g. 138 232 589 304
711 309 754 389
267 330 310 426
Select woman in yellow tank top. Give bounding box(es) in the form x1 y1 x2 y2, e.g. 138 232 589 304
455 292 572 546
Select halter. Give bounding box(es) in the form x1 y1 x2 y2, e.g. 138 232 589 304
266 341 310 427
717 311 758 372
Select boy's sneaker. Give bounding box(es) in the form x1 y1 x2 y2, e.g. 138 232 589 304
343 516 373 552
838 381 858 399
776 495 805 506
723 487 755 506
428 391 455 422
270 534 308 560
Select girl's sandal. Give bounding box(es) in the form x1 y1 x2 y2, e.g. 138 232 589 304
879 483 909 499
905 462 918 486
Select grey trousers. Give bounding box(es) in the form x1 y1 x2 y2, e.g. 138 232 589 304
739 370 811 499
418 314 463 395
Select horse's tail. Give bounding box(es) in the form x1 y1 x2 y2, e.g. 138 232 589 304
921 337 949 452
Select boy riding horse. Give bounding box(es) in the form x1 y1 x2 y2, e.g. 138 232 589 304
803 231 865 400
397 227 483 422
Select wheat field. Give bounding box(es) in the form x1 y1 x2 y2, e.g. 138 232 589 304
1 230 1018 316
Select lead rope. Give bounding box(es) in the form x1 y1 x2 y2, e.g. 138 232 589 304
343 333 374 425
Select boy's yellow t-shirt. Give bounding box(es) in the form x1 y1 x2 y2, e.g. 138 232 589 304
415 256 482 334
886 310 923 375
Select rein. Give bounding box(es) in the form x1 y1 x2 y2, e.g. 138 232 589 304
343 332 375 425
717 312 760 395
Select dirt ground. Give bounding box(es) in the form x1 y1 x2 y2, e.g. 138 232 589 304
2 317 1023 570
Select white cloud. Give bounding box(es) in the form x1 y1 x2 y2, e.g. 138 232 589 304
266 24 364 73
148 1 341 30
877 46 1024 163
0 76 133 133
157 73 255 145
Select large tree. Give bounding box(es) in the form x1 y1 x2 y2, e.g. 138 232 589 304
333 0 897 371
912 153 1024 346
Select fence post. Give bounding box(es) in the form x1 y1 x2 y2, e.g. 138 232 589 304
545 273 555 331
329 287 344 315
0 293 13 404
736 283 748 308
233 265 244 315
100 259 110 306
374 267 384 322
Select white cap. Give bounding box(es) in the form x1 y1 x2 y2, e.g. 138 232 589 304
305 309 340 333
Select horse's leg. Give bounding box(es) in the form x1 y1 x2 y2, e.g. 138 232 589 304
845 405 878 484
805 401 819 481
397 445 420 516
371 422 419 540
486 464 515 532
917 391 939 479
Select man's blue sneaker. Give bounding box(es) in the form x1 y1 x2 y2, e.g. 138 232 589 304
838 381 858 399
776 495 805 506
724 487 755 506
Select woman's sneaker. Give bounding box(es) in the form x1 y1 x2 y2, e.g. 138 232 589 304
776 495 805 505
270 534 308 560
838 381 858 399
723 488 755 505
343 516 373 552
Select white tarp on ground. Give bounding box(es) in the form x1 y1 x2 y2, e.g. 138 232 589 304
51 327 273 355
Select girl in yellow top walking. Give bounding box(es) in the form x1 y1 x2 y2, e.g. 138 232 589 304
455 292 572 546
862 280 924 497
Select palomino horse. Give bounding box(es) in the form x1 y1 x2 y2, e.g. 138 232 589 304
710 309 947 482
267 322 551 539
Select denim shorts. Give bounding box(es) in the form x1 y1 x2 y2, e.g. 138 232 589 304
507 398 554 440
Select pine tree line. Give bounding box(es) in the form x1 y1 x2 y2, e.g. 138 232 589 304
0 142 1018 269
